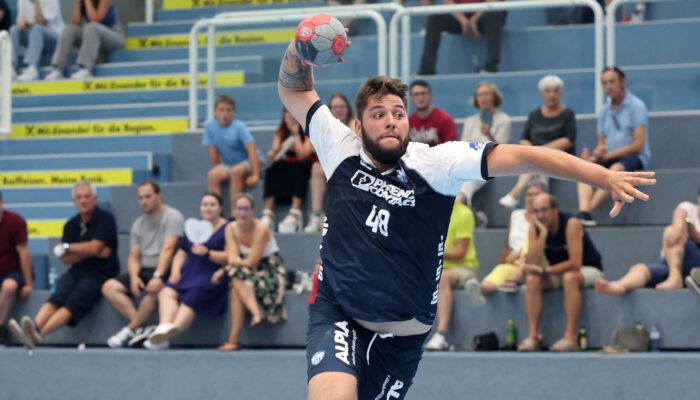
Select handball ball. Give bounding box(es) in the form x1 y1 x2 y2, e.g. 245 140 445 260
295 14 347 67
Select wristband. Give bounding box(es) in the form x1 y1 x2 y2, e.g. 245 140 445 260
53 243 69 258
152 271 162 280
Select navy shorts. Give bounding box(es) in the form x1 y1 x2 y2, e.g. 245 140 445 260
306 295 428 400
645 240 700 287
48 269 108 326
0 269 25 290
598 154 643 171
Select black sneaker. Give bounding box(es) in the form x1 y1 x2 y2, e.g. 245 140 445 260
128 325 156 348
577 211 597 227
0 325 11 347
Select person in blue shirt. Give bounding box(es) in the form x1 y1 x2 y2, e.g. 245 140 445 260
577 66 651 226
203 95 262 216
278 18 654 400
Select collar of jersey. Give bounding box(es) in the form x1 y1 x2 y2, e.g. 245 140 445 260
359 147 398 176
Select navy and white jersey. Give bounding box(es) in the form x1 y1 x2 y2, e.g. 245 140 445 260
306 101 494 327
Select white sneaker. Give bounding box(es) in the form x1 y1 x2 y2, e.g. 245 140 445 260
70 68 93 80
8 319 35 350
303 212 324 233
21 316 42 346
278 209 302 234
465 278 486 305
16 65 39 82
148 323 178 345
499 194 519 209
260 210 275 231
44 68 64 81
425 332 449 351
144 339 170 350
107 326 134 348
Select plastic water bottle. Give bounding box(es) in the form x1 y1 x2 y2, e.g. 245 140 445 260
578 327 588 351
49 265 59 294
505 320 516 350
649 324 661 352
471 53 480 74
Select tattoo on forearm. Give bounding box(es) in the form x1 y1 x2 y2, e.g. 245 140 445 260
279 46 313 91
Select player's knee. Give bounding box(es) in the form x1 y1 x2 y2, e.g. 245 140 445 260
231 164 247 179
83 22 101 35
525 273 542 289
562 271 582 288
1 279 19 295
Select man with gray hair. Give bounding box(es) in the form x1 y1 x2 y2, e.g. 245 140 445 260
10 180 119 349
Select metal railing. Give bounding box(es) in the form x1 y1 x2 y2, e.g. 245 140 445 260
146 0 155 24
389 0 606 113
0 31 11 138
606 0 675 66
187 3 402 130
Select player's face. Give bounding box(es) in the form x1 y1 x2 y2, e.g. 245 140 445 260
359 94 410 166
329 97 350 123
475 84 495 110
74 185 97 215
215 103 234 127
200 195 222 222
540 87 561 108
137 184 161 214
409 86 431 111
601 71 624 99
233 197 254 222
524 186 545 211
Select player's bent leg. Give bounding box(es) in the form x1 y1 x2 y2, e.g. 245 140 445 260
308 372 357 400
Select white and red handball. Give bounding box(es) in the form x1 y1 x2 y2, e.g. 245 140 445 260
295 14 348 67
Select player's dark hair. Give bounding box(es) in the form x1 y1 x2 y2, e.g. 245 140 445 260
215 95 236 110
137 180 161 194
328 93 355 126
409 80 431 93
355 76 408 119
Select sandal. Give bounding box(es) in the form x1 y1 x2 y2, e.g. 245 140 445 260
497 279 521 293
551 338 579 352
517 337 541 352
217 341 240 352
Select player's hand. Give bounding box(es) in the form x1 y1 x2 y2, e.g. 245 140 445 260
19 284 32 300
130 277 145 297
99 246 112 258
168 272 181 285
211 268 226 285
145 277 164 295
606 170 656 217
592 146 606 160
245 174 259 188
523 264 543 275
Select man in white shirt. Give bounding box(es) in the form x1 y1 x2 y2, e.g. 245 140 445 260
10 0 64 81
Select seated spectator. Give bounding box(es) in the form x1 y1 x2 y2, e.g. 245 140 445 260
481 181 547 296
204 95 262 216
460 81 511 206
0 190 33 347
408 80 457 147
577 66 651 226
101 181 184 348
262 108 313 233
304 93 357 233
499 75 576 209
10 180 119 349
214 194 287 351
45 0 124 80
596 191 700 295
0 0 10 32
418 0 506 75
10 0 64 81
519 193 603 352
145 193 229 350
424 198 479 351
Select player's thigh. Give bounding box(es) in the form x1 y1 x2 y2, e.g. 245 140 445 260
308 372 357 400
361 334 426 400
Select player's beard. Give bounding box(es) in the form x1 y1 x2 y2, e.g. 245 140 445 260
361 126 409 166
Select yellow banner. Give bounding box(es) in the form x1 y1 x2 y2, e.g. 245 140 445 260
0 169 133 188
125 29 294 50
163 0 315 10
12 72 244 96
28 220 65 238
10 118 189 139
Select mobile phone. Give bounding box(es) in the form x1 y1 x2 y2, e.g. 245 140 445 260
480 110 493 128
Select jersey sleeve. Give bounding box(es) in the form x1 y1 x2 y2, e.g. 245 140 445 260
403 141 496 196
306 100 360 179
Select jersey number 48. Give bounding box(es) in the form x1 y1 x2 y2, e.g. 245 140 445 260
366 205 390 237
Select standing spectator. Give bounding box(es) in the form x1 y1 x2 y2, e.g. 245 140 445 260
10 180 119 350
262 108 313 233
577 66 651 226
204 95 262 216
424 199 479 351
101 181 184 348
214 193 287 351
10 0 64 81
44 0 124 80
0 0 10 32
518 193 603 352
304 93 357 233
0 190 33 347
146 193 229 350
499 75 576 209
596 190 700 295
460 81 511 206
480 181 547 295
407 80 457 147
418 0 506 75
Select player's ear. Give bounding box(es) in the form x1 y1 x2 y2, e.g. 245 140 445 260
354 119 361 135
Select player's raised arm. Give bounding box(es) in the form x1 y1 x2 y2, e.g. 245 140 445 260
278 41 320 126
487 144 656 217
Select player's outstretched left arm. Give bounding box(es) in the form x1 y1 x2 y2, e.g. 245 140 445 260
487 144 656 217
